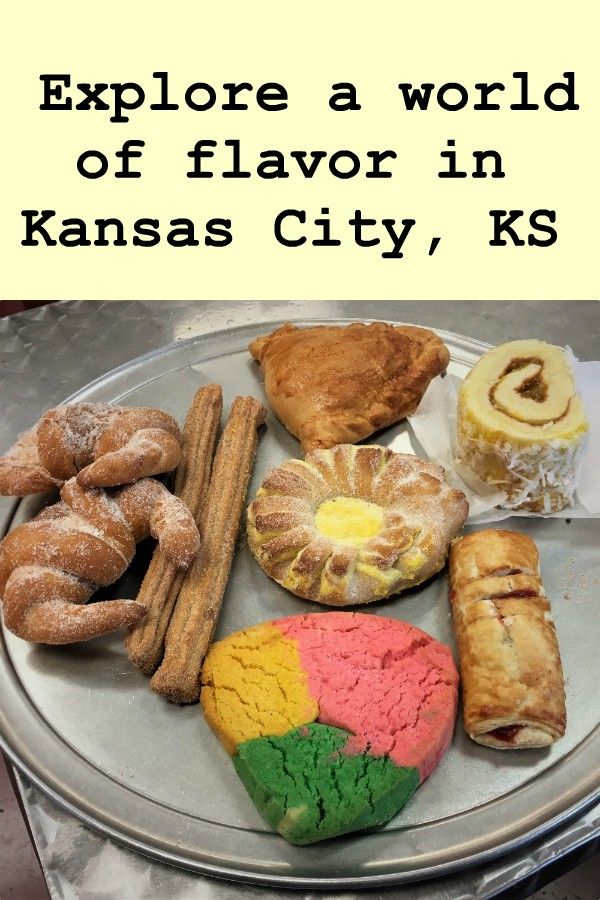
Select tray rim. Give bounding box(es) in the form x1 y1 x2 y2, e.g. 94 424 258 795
58 315 494 404
1 315 598 889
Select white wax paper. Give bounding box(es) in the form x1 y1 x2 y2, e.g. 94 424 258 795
408 361 600 524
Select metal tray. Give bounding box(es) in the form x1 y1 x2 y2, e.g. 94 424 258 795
1 319 599 889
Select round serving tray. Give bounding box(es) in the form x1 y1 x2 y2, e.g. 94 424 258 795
1 319 599 888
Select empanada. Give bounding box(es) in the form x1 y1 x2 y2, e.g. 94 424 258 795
249 322 450 451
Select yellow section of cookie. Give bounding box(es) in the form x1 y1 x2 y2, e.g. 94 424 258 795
200 622 319 754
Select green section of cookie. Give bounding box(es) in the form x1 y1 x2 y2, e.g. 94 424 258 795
233 722 419 845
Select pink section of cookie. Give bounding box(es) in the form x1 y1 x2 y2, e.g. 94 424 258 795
277 612 458 781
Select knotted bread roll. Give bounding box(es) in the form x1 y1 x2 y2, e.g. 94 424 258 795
0 403 183 496
0 477 200 644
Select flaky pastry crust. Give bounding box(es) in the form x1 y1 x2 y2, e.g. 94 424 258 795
449 529 566 749
249 322 450 452
247 445 468 606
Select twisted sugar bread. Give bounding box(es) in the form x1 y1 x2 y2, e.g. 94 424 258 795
247 445 468 606
0 477 200 644
456 340 588 512
0 403 183 496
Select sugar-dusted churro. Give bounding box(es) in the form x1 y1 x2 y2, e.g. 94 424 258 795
150 396 266 703
125 385 223 673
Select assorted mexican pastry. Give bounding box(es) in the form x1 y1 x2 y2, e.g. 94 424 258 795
200 612 458 844
0 322 586 851
0 401 201 643
0 389 265 655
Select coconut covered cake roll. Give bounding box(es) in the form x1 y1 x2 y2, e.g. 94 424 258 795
449 529 566 749
456 340 588 512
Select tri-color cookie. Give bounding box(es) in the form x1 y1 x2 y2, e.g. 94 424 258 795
201 612 458 844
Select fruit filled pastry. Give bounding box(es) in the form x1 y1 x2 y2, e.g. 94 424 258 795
0 403 183 496
0 478 200 644
249 321 449 451
201 612 458 844
456 340 588 512
449 529 566 749
247 444 468 606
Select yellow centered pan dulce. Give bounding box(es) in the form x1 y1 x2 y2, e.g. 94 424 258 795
247 445 468 606
456 340 588 512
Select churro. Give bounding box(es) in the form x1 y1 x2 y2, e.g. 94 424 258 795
125 385 223 673
150 396 266 703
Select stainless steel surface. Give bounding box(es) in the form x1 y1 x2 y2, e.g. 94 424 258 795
0 300 599 898
15 763 600 900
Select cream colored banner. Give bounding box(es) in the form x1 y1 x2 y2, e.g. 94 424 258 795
1 2 598 300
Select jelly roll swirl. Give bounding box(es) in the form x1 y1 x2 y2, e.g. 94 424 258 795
456 340 588 513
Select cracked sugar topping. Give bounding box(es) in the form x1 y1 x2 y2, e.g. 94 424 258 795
280 613 458 781
201 612 458 781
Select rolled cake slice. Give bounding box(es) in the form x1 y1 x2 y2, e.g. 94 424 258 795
201 612 458 843
456 339 588 512
449 529 566 749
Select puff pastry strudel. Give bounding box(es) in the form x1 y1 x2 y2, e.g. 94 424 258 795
449 529 566 749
